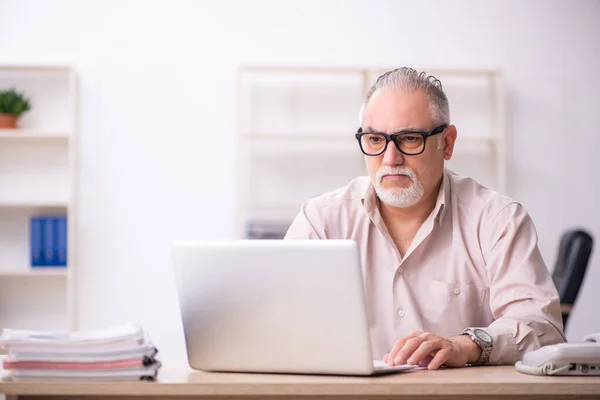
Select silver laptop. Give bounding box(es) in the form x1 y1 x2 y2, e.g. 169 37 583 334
171 239 417 376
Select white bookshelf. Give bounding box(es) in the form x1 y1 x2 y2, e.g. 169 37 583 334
235 66 506 239
0 65 78 332
0 129 71 138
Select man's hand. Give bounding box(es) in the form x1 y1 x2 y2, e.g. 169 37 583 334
383 331 481 370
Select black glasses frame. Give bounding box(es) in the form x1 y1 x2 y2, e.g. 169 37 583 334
355 124 448 156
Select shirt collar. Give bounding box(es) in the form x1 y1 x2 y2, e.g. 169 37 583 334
434 169 450 224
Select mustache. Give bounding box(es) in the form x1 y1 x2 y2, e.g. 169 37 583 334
376 166 418 183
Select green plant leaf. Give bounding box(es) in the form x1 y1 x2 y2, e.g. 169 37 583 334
0 88 32 117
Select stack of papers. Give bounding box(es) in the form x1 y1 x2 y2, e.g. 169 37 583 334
0 322 160 382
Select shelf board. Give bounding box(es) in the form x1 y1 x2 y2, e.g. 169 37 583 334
243 134 497 142
244 134 358 153
0 269 69 277
0 65 73 72
0 129 71 139
244 134 354 141
457 136 496 143
247 203 301 211
0 201 69 208
241 65 501 77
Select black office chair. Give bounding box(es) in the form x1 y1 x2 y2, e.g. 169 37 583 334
552 229 594 329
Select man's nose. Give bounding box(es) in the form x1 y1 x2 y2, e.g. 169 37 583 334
382 141 405 166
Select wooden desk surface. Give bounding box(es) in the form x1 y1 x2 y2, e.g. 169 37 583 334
2 365 600 400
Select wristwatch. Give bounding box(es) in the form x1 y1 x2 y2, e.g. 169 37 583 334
461 328 493 366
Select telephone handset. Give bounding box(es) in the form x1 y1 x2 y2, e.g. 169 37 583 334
515 333 600 375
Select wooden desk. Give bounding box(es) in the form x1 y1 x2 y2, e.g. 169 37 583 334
2 365 600 400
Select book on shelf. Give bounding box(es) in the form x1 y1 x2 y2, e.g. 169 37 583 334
244 220 292 239
0 322 161 382
30 215 67 267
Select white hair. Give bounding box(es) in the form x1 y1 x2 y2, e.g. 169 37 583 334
375 166 424 208
358 67 450 126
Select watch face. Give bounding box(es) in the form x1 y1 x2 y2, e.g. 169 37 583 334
474 329 493 345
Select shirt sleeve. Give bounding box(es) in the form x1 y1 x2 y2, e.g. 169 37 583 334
472 202 566 365
284 200 326 240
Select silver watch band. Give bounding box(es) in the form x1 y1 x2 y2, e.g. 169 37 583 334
461 328 493 366
472 343 493 366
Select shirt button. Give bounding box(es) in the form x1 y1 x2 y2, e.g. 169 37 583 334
398 309 406 317
453 288 460 295
397 267 403 274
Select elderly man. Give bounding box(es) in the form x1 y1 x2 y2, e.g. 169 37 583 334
284 67 565 370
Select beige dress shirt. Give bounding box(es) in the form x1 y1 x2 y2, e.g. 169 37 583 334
284 168 566 364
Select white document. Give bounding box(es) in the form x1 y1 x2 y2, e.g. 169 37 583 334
0 323 161 383
373 359 421 370
2 364 159 381
0 322 144 347
7 346 158 363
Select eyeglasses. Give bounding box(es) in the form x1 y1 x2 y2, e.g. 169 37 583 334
355 124 448 156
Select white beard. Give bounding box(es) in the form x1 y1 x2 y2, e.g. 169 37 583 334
374 166 424 208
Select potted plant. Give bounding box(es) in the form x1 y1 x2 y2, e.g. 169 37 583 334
0 88 31 129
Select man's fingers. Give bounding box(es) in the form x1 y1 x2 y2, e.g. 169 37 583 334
386 334 459 370
387 340 407 365
386 332 422 365
407 340 441 365
418 355 434 368
427 348 452 370
394 337 424 365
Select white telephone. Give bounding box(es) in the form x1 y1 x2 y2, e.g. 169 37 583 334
515 333 600 375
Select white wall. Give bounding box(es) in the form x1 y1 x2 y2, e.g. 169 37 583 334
0 0 599 363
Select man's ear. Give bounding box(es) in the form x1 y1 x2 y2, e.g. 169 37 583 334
443 125 457 160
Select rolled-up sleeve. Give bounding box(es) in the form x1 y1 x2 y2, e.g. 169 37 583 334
474 202 566 365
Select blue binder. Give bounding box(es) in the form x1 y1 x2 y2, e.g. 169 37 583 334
56 216 68 267
42 216 57 266
30 217 43 267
